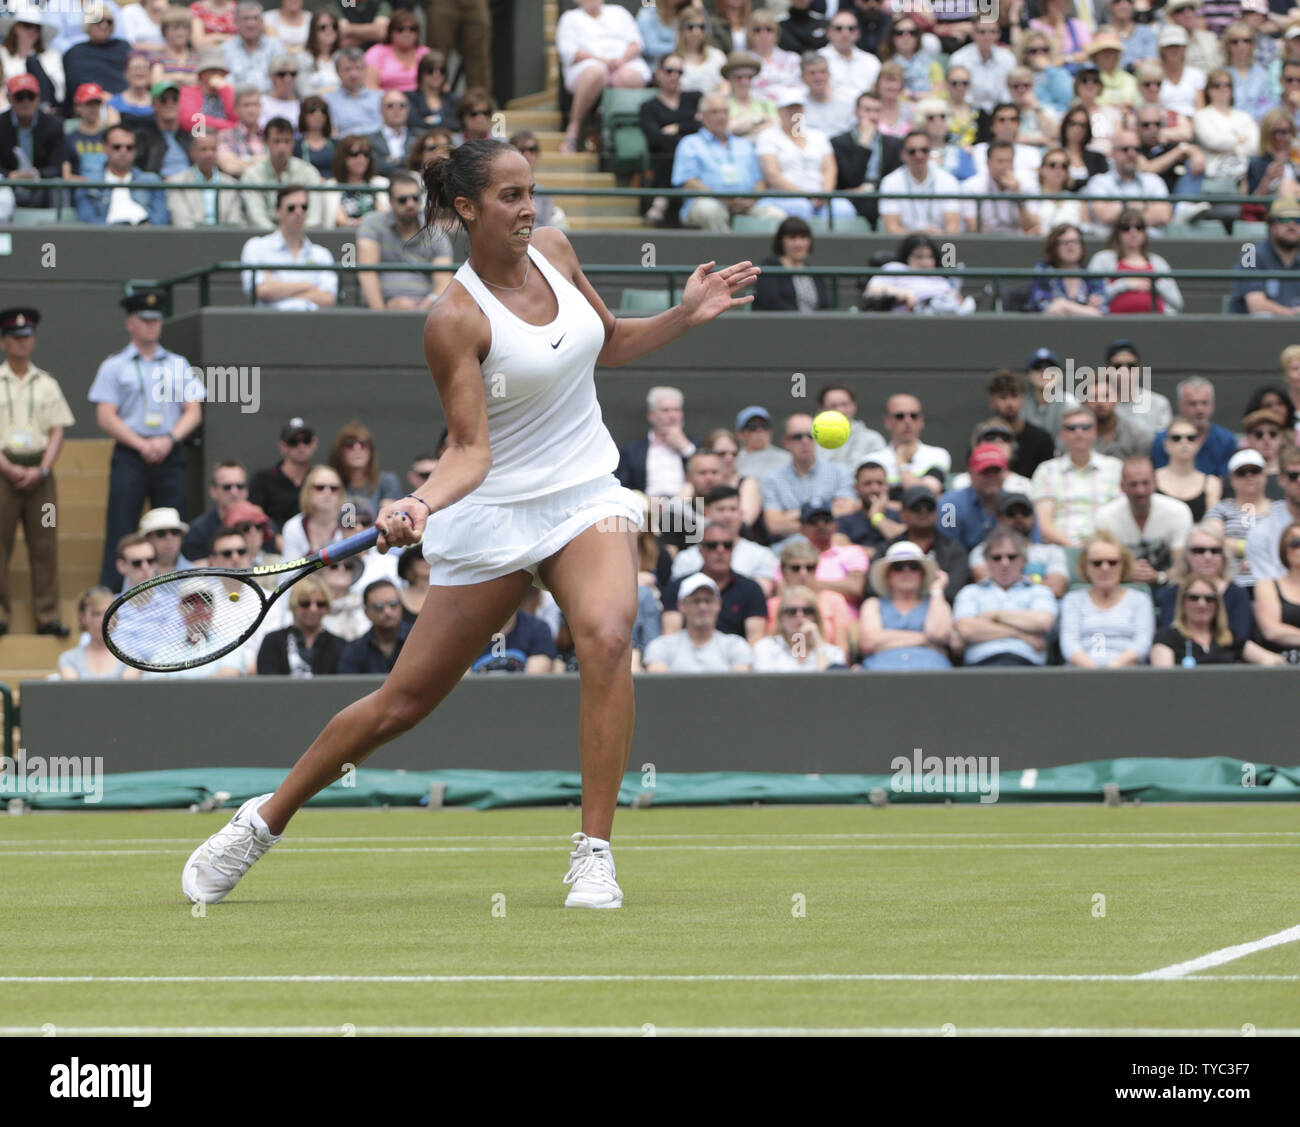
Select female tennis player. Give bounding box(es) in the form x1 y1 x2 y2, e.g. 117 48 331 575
182 137 760 910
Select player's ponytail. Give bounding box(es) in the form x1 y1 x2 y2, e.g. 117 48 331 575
422 138 515 241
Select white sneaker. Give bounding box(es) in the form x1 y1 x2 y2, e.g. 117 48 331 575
563 832 623 909
181 793 282 904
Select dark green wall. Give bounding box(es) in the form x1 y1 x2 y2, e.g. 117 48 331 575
17 668 1296 775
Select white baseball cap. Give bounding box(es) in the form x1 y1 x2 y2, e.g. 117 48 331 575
1228 449 1267 473
678 573 719 600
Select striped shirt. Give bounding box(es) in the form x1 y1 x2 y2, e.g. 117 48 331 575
1030 451 1123 545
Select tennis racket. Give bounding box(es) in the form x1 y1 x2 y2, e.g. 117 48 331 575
103 525 399 673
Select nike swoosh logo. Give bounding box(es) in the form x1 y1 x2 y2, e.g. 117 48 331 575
550 334 565 349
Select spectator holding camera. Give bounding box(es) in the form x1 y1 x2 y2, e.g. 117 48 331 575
1094 455 1193 590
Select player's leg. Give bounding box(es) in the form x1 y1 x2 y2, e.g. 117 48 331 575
259 567 536 833
536 521 638 842
182 568 533 903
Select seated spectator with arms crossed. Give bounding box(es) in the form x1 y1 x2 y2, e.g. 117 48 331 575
953 527 1059 666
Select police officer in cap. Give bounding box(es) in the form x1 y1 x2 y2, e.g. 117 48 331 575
0 308 76 636
89 290 205 590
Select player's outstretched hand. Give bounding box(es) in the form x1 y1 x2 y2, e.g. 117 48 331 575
680 259 761 326
375 500 425 554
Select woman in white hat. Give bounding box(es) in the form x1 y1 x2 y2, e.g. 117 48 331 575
1087 35 1137 110
752 584 848 672
0 9 63 113
1204 450 1273 588
858 541 954 671
1156 25 1207 120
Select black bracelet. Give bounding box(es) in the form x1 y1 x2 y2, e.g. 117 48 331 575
406 493 432 514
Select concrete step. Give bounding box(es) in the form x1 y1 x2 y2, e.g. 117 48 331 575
551 193 640 216
0 636 68 667
538 171 616 189
566 215 648 230
4 598 91 633
507 90 558 111
8 537 103 570
500 108 562 132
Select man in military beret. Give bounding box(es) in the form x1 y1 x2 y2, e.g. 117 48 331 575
89 291 205 589
0 308 76 637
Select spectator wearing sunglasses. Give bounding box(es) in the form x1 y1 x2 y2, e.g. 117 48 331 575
280 464 346 562
879 132 962 235
859 541 954 670
257 574 346 675
1031 406 1123 548
509 129 567 230
1059 531 1154 668
242 117 325 228
890 485 971 603
660 521 768 644
1151 574 1283 666
357 172 453 309
968 493 1069 598
1086 207 1181 313
74 123 170 225
1083 136 1172 235
1155 522 1254 642
407 51 458 131
671 485 779 593
329 421 402 517
1239 407 1289 498
1250 519 1300 662
1246 444 1300 586
872 393 950 494
953 527 1058 667
362 11 426 92
1201 444 1274 582
765 540 856 655
318 555 368 640
1149 378 1237 479
337 579 412 674
1230 196 1300 314
181 460 249 561
250 416 318 531
1151 418 1220 524
362 89 417 175
240 186 337 308
753 584 848 671
259 54 301 127
292 96 337 178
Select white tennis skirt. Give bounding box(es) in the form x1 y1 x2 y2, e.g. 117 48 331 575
421 473 645 587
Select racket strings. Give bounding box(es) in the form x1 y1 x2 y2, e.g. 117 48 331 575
105 573 265 670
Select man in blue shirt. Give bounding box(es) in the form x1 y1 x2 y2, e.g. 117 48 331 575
1148 377 1238 478
89 290 204 588
953 527 1059 666
671 93 786 232
941 445 1009 551
761 412 858 548
1229 196 1300 315
62 10 132 115
470 608 556 673
339 580 411 673
325 48 383 138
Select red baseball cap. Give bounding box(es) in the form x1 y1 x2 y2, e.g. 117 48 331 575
6 74 39 97
969 443 1009 474
74 82 108 105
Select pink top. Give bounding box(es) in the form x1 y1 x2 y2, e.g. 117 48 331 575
364 43 429 92
190 1 236 36
816 545 870 608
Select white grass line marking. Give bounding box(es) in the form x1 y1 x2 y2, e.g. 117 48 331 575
1 973 1296 985
1 831 1297 846
1 1025 1297 1037
5 843 1300 858
1136 924 1300 980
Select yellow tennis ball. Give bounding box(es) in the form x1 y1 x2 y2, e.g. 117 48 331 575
812 410 851 450
228 591 240 602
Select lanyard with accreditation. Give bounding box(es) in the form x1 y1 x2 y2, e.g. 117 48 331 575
135 357 167 431
3 371 38 455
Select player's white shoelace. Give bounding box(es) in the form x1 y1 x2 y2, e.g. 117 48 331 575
563 832 621 899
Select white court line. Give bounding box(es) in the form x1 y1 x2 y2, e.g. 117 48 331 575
1 1025 1297 1037
1 831 1298 846
1 973 1296 984
4 843 1300 857
1136 924 1300 980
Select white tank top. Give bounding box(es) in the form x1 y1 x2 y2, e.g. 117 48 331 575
452 243 618 504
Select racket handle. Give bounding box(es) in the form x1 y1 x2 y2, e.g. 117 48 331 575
320 527 380 564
